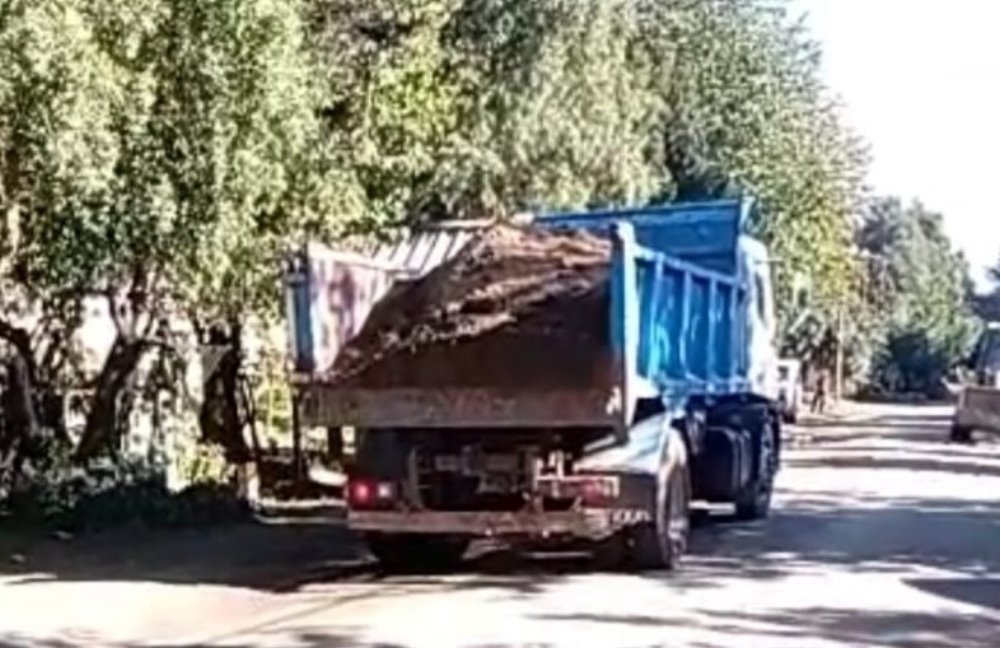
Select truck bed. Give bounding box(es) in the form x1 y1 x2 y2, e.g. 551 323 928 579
331 225 612 390
287 201 753 434
296 225 620 429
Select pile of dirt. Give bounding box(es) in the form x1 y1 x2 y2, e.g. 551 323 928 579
330 224 614 389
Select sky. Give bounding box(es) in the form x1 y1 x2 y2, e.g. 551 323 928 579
792 0 1000 286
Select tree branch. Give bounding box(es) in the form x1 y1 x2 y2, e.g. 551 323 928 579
0 316 34 373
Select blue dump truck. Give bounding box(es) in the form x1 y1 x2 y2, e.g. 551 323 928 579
285 199 781 570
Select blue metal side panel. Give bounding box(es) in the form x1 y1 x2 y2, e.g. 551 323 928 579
712 283 732 379
689 276 709 381
539 199 750 275
609 223 641 428
663 272 683 381
286 249 316 373
609 222 749 405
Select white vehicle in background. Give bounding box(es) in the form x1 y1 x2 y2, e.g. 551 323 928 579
951 323 1000 443
776 359 803 424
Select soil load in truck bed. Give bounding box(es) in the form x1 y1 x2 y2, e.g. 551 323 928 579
330 224 614 390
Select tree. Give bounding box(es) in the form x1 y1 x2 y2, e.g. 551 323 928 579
858 197 979 393
0 0 123 476
633 0 867 363
309 0 662 227
0 0 351 464
970 253 1000 322
989 254 1000 286
309 0 459 231
435 0 660 217
309 0 870 375
0 0 903 493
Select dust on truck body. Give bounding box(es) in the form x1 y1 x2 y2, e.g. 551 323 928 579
285 199 781 570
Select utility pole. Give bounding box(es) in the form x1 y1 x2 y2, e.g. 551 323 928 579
291 390 305 481
834 306 845 402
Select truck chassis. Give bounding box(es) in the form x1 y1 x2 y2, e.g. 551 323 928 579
328 394 779 571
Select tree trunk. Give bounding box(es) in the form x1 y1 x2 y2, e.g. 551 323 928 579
0 354 43 489
327 427 343 464
239 375 263 464
0 319 46 488
74 337 147 462
199 322 251 464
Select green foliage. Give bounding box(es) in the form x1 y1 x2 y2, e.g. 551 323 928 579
311 0 661 227
1 0 355 465
0 0 978 519
311 0 460 230
437 0 660 217
173 440 232 488
308 0 866 358
642 0 866 348
2 455 248 532
1 0 353 328
0 0 910 363
859 197 979 393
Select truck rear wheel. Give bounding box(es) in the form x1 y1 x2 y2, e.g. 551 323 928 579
366 533 469 572
735 418 778 520
950 424 974 444
630 428 691 570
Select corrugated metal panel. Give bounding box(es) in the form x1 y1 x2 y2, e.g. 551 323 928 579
370 220 491 277
287 221 493 375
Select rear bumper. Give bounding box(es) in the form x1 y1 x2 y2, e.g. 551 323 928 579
347 509 651 539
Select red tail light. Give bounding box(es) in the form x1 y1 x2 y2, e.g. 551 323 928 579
349 480 373 505
537 475 619 505
579 478 616 504
348 478 396 508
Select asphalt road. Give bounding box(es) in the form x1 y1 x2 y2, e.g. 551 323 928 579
3 402 1000 648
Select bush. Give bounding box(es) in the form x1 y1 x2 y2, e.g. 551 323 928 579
1 454 249 533
871 325 971 397
172 438 233 489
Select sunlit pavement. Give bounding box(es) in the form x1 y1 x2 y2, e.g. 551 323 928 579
3 402 1000 648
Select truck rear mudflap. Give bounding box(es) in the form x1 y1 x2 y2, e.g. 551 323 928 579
348 509 652 540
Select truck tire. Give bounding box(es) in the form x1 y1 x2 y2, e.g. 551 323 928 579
950 424 974 444
630 427 691 570
734 417 778 521
366 533 469 572
592 533 629 572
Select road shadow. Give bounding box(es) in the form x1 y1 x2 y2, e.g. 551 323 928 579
6 403 1000 648
1 632 568 648
788 453 1000 478
793 410 952 437
905 577 1000 612
272 481 1000 594
678 489 1000 603
5 494 1000 647
1 516 369 591
529 605 998 648
9 453 1000 598
791 405 1000 450
4 606 1000 648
